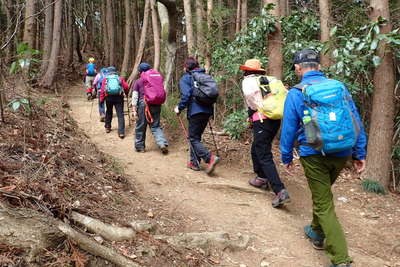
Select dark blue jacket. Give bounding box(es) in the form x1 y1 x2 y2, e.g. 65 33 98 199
280 71 367 164
178 68 214 117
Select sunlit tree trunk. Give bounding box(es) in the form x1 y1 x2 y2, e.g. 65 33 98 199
157 0 177 91
127 0 150 84
319 0 332 67
121 0 133 77
151 0 161 70
362 0 395 189
40 0 63 88
183 0 195 54
264 0 283 79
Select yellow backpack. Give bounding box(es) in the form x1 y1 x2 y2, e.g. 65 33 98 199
257 76 287 120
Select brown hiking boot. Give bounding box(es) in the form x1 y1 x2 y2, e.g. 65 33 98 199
100 114 105 122
160 145 168 154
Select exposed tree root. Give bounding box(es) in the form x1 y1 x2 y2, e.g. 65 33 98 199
57 222 142 267
71 211 136 241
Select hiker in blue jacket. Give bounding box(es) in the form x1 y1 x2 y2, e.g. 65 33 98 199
174 57 219 174
280 49 367 267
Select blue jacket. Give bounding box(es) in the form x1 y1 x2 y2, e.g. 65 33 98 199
178 68 213 117
280 71 367 164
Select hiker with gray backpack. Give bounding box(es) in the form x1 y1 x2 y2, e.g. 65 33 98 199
174 57 219 174
280 49 367 267
99 67 129 139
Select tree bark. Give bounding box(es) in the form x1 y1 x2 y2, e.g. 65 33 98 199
362 0 395 189
151 0 161 70
319 0 332 67
40 0 63 88
240 0 247 30
235 0 241 34
205 0 213 71
157 0 177 91
132 0 139 57
121 0 133 77
23 0 37 49
65 0 74 65
264 0 283 79
106 0 116 66
195 0 205 62
183 0 195 55
101 1 109 65
127 0 151 84
40 0 53 73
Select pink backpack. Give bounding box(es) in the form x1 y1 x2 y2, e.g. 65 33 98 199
141 69 166 105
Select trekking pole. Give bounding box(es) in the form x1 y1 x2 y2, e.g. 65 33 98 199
126 94 131 126
208 121 220 157
177 114 201 167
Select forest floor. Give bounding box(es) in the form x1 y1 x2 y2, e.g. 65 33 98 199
68 83 400 267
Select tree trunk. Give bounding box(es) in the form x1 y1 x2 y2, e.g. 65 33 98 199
2 0 16 63
121 0 133 77
240 0 247 30
40 0 63 88
23 0 37 49
183 0 195 55
157 0 177 91
362 0 395 189
65 0 74 65
127 0 150 84
101 1 109 65
264 0 283 79
132 0 139 57
205 0 213 71
235 0 241 34
319 0 332 67
151 0 161 70
40 0 53 73
195 0 205 62
106 0 116 66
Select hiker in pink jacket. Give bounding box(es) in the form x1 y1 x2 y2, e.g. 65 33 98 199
131 62 168 154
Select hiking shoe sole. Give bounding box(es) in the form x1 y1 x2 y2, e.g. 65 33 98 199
160 146 169 154
205 156 220 175
304 225 324 250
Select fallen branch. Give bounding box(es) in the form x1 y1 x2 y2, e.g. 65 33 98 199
71 211 136 241
57 222 141 267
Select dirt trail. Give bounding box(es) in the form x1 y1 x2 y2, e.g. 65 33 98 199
68 84 395 267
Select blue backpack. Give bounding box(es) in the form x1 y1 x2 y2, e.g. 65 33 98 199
87 63 96 76
105 74 122 95
296 79 359 154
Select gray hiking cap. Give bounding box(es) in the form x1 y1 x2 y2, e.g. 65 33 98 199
292 49 320 70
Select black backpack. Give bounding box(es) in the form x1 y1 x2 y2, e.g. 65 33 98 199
191 71 219 106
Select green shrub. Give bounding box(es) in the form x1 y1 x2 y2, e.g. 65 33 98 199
223 109 248 140
361 179 386 195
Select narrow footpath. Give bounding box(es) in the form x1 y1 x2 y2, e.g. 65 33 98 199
68 84 396 267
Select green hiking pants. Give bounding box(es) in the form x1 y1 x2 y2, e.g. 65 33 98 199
300 155 352 265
